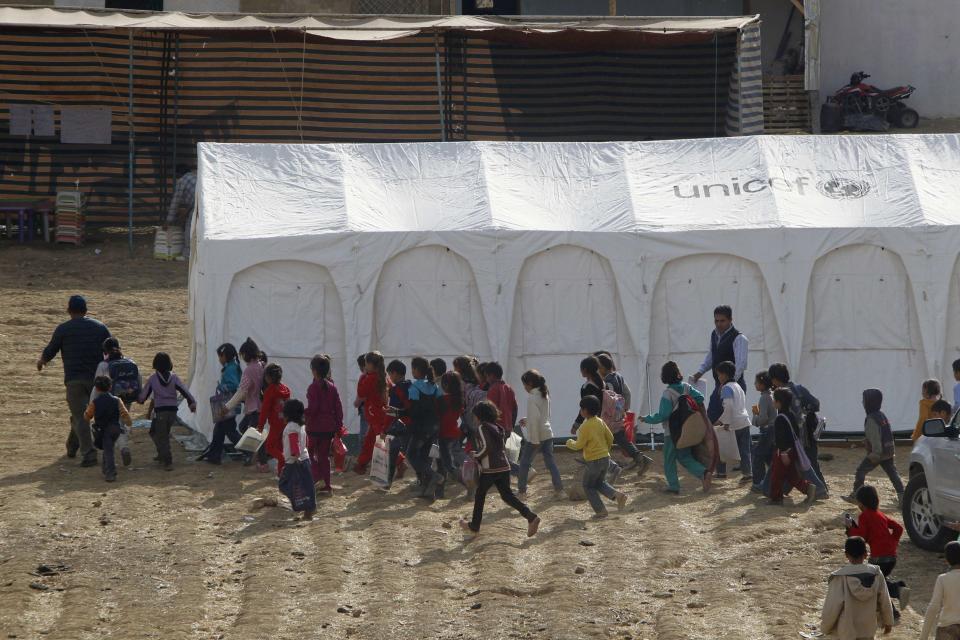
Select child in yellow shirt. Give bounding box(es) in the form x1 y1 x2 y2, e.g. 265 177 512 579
566 395 627 518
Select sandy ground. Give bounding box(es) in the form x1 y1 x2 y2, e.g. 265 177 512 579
0 230 952 640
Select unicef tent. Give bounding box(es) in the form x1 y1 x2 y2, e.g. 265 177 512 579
181 134 960 441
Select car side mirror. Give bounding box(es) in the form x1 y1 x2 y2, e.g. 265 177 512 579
923 418 947 437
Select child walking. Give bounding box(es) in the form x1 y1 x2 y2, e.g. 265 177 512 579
354 351 390 474
435 371 464 499
278 399 316 521
821 536 894 640
566 395 627 518
844 389 904 505
258 363 292 475
406 357 443 495
641 361 712 495
844 484 909 618
913 379 942 442
714 360 753 483
385 359 412 484
223 338 266 463
199 343 243 464
920 540 960 640
768 388 818 505
92 337 140 467
751 371 776 492
137 352 197 470
84 376 133 482
484 362 518 432
459 401 540 537
304 355 343 494
517 369 563 498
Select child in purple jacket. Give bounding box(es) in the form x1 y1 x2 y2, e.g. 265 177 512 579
304 355 343 494
138 352 196 470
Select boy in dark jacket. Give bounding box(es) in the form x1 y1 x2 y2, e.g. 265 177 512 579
83 376 133 482
459 401 540 538
844 389 904 506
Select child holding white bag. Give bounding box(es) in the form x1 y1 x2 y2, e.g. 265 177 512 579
714 361 753 482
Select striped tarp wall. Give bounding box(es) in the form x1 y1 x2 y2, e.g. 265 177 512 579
0 26 745 225
724 22 764 136
443 32 737 141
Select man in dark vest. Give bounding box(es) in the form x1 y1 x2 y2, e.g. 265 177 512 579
37 295 111 466
692 305 748 425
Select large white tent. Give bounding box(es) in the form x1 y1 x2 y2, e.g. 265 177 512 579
181 134 960 442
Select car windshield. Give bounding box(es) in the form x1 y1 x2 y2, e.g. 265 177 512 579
951 408 960 431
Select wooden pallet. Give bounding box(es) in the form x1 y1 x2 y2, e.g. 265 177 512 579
764 75 810 132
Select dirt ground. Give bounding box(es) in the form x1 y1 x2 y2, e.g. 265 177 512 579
0 230 951 640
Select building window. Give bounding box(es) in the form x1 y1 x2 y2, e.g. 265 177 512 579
463 0 518 14
104 0 164 10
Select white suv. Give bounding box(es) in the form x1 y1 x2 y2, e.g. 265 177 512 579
903 414 960 551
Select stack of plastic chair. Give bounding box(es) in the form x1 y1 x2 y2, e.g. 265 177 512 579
55 191 86 245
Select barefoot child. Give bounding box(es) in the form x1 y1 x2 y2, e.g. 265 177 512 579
566 395 627 518
459 401 540 537
279 399 316 520
821 536 894 640
84 376 133 483
921 541 960 640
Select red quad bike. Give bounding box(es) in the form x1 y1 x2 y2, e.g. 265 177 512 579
830 71 919 128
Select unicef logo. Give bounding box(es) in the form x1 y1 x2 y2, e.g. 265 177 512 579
816 177 871 200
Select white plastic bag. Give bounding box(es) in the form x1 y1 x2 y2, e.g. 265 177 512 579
714 425 741 463
369 435 391 488
505 431 522 465
235 427 264 453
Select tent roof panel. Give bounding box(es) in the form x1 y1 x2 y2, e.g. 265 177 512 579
196 135 960 240
0 6 758 36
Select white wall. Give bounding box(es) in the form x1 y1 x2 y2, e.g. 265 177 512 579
820 0 960 118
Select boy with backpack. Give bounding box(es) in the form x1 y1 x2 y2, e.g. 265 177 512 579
385 359 412 484
91 337 140 467
821 536 894 640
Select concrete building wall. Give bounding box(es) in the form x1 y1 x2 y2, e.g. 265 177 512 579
820 0 960 118
752 0 801 74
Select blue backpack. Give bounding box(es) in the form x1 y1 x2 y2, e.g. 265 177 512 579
107 357 141 404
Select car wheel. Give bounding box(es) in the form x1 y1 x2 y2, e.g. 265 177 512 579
903 472 956 551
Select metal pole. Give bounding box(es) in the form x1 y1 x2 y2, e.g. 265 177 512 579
172 32 179 193
128 30 134 255
434 30 446 142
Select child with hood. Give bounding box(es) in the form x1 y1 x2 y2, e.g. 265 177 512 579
821 536 894 640
844 389 904 506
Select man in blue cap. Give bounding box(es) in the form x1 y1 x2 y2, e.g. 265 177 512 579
37 295 111 466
